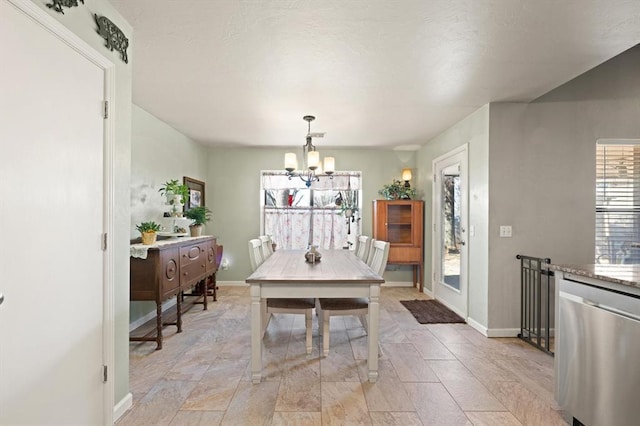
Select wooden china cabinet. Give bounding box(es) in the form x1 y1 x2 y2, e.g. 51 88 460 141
372 200 424 291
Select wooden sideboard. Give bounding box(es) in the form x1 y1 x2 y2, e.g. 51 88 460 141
373 200 424 291
130 236 218 349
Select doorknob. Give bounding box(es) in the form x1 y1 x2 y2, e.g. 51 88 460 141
0 293 4 306
460 240 466 246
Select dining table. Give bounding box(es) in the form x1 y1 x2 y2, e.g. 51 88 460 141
245 249 385 383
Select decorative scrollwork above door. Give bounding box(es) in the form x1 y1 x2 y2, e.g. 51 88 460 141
46 0 84 14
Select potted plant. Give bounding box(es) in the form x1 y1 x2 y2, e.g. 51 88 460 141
136 221 162 245
184 206 212 237
158 179 189 216
378 179 417 200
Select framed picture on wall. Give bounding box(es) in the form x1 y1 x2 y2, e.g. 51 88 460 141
184 176 205 210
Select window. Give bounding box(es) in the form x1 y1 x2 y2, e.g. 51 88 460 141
261 171 362 250
595 140 640 264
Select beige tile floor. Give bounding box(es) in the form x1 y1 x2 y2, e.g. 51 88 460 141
118 286 568 426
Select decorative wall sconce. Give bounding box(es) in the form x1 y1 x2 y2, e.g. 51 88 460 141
284 115 335 187
402 168 412 188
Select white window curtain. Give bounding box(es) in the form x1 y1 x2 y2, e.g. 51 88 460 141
595 140 640 264
261 171 361 250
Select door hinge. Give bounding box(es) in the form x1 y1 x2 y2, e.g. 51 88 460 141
103 100 109 119
103 365 108 383
102 233 107 251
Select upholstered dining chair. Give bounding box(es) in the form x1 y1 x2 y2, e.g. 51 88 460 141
317 240 390 356
248 238 315 354
354 235 372 261
259 235 274 260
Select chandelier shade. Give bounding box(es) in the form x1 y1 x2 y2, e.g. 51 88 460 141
284 115 335 187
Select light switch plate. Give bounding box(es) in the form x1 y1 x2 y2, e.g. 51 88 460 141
499 225 512 237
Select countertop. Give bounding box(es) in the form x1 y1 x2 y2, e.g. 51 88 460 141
548 263 640 288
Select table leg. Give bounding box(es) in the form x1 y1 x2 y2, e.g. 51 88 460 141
250 284 263 384
368 284 380 382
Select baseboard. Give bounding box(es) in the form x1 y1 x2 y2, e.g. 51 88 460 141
114 392 132 422
422 287 434 297
218 281 249 287
381 281 414 287
466 317 488 336
486 328 521 338
222 280 417 288
129 298 177 332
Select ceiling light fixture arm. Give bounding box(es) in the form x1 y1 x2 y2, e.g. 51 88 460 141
284 115 335 188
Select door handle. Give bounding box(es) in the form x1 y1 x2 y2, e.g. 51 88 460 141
460 240 466 246
0 293 4 306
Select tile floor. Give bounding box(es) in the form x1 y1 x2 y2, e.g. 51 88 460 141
118 286 568 425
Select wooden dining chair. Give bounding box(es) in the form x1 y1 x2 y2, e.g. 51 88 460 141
248 238 315 354
317 240 390 356
259 235 274 260
354 235 372 261
248 238 264 271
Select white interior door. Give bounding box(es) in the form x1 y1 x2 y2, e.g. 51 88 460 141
432 145 468 318
0 1 107 424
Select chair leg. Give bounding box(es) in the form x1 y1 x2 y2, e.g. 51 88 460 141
305 309 312 354
261 299 270 338
322 311 330 357
359 314 368 334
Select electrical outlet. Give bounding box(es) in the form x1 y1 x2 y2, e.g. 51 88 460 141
499 225 512 238
220 258 229 270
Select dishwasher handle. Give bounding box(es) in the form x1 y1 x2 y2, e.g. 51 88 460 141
583 298 640 323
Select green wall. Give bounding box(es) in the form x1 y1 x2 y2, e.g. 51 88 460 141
130 105 209 324
206 146 420 284
416 105 490 328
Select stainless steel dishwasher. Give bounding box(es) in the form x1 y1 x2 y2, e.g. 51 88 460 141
556 276 640 426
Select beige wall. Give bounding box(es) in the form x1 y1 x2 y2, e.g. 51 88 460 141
206 147 418 283
486 44 640 330
29 0 133 407
416 44 640 334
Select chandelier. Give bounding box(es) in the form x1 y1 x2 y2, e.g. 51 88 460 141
284 115 335 187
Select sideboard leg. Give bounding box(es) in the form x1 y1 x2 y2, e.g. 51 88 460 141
156 301 163 350
176 292 183 333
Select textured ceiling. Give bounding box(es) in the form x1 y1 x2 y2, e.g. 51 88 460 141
111 0 640 149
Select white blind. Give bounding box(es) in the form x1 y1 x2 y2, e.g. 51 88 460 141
595 141 640 264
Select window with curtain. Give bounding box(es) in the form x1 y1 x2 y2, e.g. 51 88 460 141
261 171 362 250
595 140 640 264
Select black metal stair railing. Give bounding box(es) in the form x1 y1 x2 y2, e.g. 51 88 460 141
516 254 554 355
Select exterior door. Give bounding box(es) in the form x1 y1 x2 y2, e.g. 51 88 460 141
0 1 107 424
432 145 468 318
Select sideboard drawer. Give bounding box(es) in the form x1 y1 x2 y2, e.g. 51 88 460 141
180 242 207 287
160 248 180 299
206 240 217 273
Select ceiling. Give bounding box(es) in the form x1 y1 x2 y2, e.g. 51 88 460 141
110 0 640 150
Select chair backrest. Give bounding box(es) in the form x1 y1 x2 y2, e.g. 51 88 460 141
367 240 390 276
248 238 264 272
354 235 371 261
259 235 273 259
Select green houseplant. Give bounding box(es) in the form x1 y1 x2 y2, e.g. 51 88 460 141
136 221 162 245
378 179 417 200
184 206 212 237
159 179 189 216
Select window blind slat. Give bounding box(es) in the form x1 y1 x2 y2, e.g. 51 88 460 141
595 143 640 264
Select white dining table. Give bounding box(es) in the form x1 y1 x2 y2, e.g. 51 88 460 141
245 249 385 383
